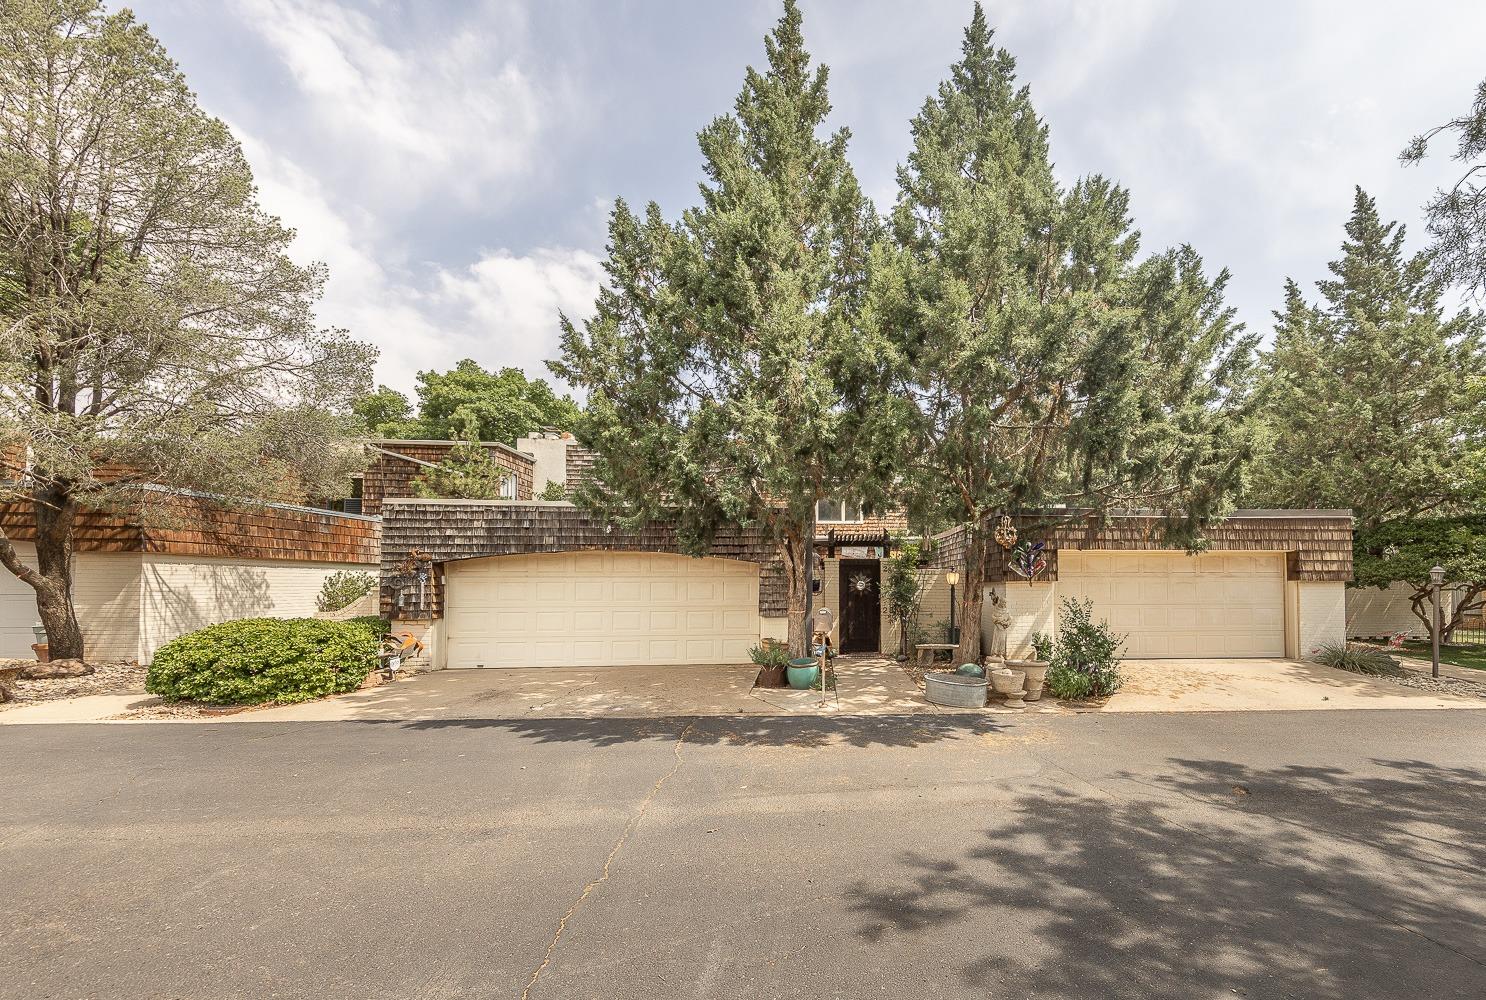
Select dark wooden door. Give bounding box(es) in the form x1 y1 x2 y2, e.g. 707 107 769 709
838 559 882 654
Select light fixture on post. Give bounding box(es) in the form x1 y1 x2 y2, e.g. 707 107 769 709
945 569 961 645
1430 565 1446 679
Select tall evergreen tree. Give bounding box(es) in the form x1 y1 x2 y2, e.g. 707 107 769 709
874 6 1255 661
553 1 905 653
1248 188 1486 531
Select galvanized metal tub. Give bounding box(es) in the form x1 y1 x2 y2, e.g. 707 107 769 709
924 671 988 708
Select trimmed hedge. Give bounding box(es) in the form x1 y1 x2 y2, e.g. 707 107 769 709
146 617 385 705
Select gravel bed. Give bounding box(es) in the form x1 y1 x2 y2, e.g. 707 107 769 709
1389 671 1486 699
0 659 146 709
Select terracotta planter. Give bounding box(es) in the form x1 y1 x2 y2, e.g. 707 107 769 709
990 667 1026 708
30 643 49 664
1009 659 1050 701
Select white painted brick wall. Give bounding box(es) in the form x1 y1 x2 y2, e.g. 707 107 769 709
1346 581 1454 638
1298 581 1347 657
994 581 1056 659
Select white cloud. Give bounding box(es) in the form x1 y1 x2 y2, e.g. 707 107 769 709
239 130 603 397
230 0 548 205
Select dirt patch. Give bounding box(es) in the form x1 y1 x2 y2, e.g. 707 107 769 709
0 659 145 710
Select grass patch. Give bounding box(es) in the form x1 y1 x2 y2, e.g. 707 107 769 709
1399 640 1486 672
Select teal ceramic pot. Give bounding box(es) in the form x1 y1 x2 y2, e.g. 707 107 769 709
955 662 985 677
787 658 821 690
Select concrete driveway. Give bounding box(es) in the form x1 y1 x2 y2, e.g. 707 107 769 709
3 708 1484 999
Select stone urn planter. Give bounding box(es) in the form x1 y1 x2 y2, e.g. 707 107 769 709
989 667 1027 708
787 658 820 690
1009 659 1050 702
925 671 988 708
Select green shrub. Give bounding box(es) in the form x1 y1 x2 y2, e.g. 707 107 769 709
1030 631 1054 661
538 480 568 501
1312 641 1402 676
146 618 380 705
315 570 375 612
1046 598 1125 700
749 640 791 668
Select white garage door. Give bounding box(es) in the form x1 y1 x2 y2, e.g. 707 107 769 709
443 551 760 668
1059 550 1285 658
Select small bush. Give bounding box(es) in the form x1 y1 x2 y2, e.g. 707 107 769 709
1312 641 1402 676
146 618 379 705
315 571 375 612
538 480 568 501
1046 598 1125 700
749 640 791 668
1030 631 1054 661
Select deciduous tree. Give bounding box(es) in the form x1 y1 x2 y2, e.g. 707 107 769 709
1353 515 1486 643
0 0 372 658
354 360 579 446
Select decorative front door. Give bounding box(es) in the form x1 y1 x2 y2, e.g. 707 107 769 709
838 559 881 654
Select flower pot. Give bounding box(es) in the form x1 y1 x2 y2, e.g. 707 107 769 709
787 658 820 690
990 667 1026 708
925 672 988 708
30 643 49 664
1009 659 1050 701
756 663 787 688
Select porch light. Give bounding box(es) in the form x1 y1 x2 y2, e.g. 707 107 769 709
1429 565 1446 586
945 570 960 587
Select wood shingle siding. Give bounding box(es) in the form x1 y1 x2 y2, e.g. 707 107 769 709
0 496 379 564
380 499 786 620
362 440 536 515
930 510 1353 582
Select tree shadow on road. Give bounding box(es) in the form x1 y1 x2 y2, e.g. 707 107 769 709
843 757 1486 999
352 712 1010 749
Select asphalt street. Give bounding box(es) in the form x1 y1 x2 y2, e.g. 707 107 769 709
3 709 1484 999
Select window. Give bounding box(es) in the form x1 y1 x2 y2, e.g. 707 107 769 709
499 475 516 500
815 498 862 523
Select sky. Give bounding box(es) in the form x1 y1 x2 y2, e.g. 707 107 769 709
127 0 1486 398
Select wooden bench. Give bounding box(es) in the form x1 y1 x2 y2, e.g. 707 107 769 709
914 643 958 667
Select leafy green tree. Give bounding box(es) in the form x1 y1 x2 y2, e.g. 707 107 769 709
1354 515 1486 643
352 386 414 437
1402 77 1486 295
883 540 924 660
0 0 372 659
553 1 907 654
354 360 579 446
873 6 1256 661
412 439 518 500
1247 188 1486 531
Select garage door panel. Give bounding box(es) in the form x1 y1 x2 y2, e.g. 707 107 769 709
1062 551 1284 658
445 552 760 667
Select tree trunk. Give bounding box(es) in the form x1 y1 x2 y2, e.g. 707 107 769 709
32 483 84 660
781 529 811 657
955 525 986 663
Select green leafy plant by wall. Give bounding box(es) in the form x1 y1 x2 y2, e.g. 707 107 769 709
1045 599 1126 700
315 571 376 612
748 641 791 668
884 541 924 659
146 618 380 705
538 480 568 501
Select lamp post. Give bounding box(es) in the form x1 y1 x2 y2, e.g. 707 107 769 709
1430 564 1445 679
946 570 960 645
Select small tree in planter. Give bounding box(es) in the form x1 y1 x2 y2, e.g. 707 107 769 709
1046 598 1126 700
884 541 925 660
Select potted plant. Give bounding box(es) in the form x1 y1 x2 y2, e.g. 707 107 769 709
750 641 790 688
787 657 821 690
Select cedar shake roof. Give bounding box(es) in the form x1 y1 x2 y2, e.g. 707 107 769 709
928 509 1354 582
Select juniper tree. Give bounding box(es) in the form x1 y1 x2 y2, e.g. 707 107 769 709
1402 76 1486 296
0 1 372 658
873 6 1255 661
553 1 907 653
1247 188 1486 531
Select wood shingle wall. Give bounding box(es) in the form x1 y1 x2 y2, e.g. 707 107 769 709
380 500 786 620
930 510 1353 582
362 441 536 515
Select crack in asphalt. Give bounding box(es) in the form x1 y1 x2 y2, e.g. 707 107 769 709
519 719 695 1000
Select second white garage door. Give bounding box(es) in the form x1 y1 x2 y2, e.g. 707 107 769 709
1059 550 1285 658
443 551 760 668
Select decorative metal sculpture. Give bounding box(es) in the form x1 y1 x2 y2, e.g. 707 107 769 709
1007 541 1047 582
849 571 874 594
994 514 1018 551
390 548 434 617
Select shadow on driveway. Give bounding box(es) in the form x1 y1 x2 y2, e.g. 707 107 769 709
843 755 1486 997
349 712 1010 750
